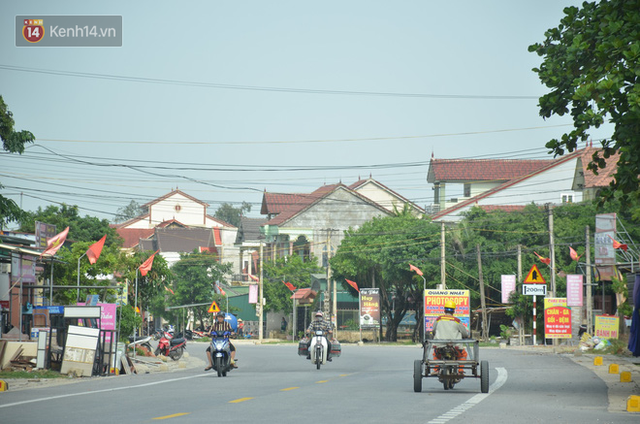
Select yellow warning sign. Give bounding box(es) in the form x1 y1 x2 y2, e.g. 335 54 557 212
208 301 221 314
524 264 546 284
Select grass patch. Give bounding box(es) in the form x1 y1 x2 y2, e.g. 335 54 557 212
0 369 66 379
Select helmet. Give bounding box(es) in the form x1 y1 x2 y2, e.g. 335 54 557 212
315 311 323 318
444 300 456 313
216 311 225 318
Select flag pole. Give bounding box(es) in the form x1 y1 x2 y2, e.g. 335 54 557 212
134 268 139 358
420 274 426 344
77 252 87 303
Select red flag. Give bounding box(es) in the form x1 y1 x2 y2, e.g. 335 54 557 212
534 251 551 266
248 273 259 282
86 234 106 264
569 246 582 262
409 264 423 276
283 281 296 292
216 284 226 296
138 250 159 276
164 285 174 295
41 226 69 257
345 279 359 292
608 235 628 251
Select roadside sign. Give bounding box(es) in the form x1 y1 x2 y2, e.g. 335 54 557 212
208 301 220 313
524 264 546 284
523 284 547 296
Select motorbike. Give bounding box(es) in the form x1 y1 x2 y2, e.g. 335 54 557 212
128 335 153 353
434 343 463 390
309 330 329 370
298 331 341 370
209 330 233 377
155 330 187 360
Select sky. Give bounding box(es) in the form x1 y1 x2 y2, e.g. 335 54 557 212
0 1 615 226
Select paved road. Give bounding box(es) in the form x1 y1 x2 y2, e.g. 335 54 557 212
1 344 638 423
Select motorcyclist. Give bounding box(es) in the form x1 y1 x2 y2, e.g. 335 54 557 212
305 311 335 361
205 311 237 371
432 300 469 372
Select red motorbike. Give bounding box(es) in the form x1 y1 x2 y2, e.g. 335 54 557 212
155 330 187 360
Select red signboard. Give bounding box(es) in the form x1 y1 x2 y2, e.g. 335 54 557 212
544 303 572 339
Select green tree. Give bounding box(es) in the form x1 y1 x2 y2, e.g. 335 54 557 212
529 1 640 204
171 251 232 329
19 204 120 245
19 204 125 305
114 200 144 224
0 95 35 227
213 202 251 227
262 254 323 315
330 211 440 342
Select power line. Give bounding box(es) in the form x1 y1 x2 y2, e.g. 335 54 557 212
0 64 541 100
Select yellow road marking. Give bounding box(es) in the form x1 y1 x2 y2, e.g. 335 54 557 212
153 412 190 420
281 387 300 391
339 374 349 377
316 380 329 383
229 397 254 403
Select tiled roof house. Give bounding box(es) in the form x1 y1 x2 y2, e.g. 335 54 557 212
428 150 583 222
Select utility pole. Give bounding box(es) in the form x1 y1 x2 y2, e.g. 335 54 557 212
440 221 446 289
259 241 264 342
517 244 523 345
517 244 522 283
586 226 592 332
477 244 488 342
328 229 337 339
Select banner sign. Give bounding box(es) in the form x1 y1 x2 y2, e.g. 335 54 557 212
360 288 380 329
424 289 470 332
11 254 36 284
566 274 583 307
544 298 571 339
595 315 619 339
594 213 616 280
501 275 516 303
248 284 258 304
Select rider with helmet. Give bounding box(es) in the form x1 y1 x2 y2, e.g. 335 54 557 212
205 311 237 371
432 300 469 368
305 311 335 360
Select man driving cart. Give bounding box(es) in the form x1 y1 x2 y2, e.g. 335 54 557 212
432 300 469 371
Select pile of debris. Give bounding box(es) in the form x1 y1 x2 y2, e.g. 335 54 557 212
0 341 36 371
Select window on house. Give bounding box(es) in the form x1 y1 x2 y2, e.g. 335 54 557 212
464 183 471 197
561 194 573 204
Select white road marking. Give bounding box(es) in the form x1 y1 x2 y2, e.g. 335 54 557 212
426 367 508 424
0 373 209 409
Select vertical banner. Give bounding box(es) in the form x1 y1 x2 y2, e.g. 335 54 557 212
11 254 36 283
595 213 617 280
359 288 380 328
116 281 128 306
566 274 583 307
424 289 470 332
544 298 572 339
248 284 258 304
501 275 516 303
595 315 619 339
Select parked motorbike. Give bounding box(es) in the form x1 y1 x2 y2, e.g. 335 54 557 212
155 330 186 360
209 330 233 377
128 335 153 353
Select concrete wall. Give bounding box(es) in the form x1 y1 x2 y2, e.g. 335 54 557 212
0 341 37 369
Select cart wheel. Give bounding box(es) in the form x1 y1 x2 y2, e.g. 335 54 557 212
413 360 422 393
480 360 489 393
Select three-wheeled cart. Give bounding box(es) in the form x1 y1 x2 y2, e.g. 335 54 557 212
413 339 489 393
